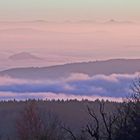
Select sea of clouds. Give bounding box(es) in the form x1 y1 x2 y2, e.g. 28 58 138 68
0 72 139 101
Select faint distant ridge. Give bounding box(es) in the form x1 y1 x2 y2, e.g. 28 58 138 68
57 19 134 24
27 20 52 24
0 19 135 24
104 19 134 24
0 20 49 24
8 52 42 61
31 20 48 23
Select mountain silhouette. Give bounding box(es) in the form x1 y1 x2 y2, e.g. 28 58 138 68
8 52 41 61
0 59 140 79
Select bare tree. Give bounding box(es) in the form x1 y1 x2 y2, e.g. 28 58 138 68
16 101 44 140
86 106 100 140
62 126 77 140
99 103 118 140
86 102 118 140
16 100 66 140
62 125 88 140
114 78 140 140
131 77 140 102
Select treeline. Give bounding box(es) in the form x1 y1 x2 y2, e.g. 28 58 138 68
0 99 116 139
0 80 140 140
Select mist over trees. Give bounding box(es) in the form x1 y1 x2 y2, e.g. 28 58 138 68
0 79 139 140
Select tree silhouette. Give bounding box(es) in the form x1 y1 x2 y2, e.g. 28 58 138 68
114 78 140 140
16 100 66 140
86 102 118 140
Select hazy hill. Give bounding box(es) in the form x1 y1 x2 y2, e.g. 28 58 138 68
8 52 42 61
0 59 140 79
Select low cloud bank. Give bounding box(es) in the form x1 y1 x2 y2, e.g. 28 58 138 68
0 72 139 100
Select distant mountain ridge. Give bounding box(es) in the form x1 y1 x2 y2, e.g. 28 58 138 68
0 59 140 79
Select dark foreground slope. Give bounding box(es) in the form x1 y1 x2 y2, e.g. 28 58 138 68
0 100 117 140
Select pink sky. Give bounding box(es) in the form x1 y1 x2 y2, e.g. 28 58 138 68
0 21 139 70
0 1 140 101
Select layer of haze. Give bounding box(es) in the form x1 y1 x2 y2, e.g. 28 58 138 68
0 72 139 101
0 0 140 100
0 0 140 70
0 21 140 70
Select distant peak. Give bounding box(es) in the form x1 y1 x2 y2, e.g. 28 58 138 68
8 52 42 61
109 19 116 23
105 19 133 24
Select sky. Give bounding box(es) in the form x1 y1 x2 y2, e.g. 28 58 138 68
0 0 140 100
0 0 140 69
0 0 140 22
0 22 140 70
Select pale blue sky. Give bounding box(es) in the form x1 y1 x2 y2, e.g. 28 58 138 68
0 0 140 21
